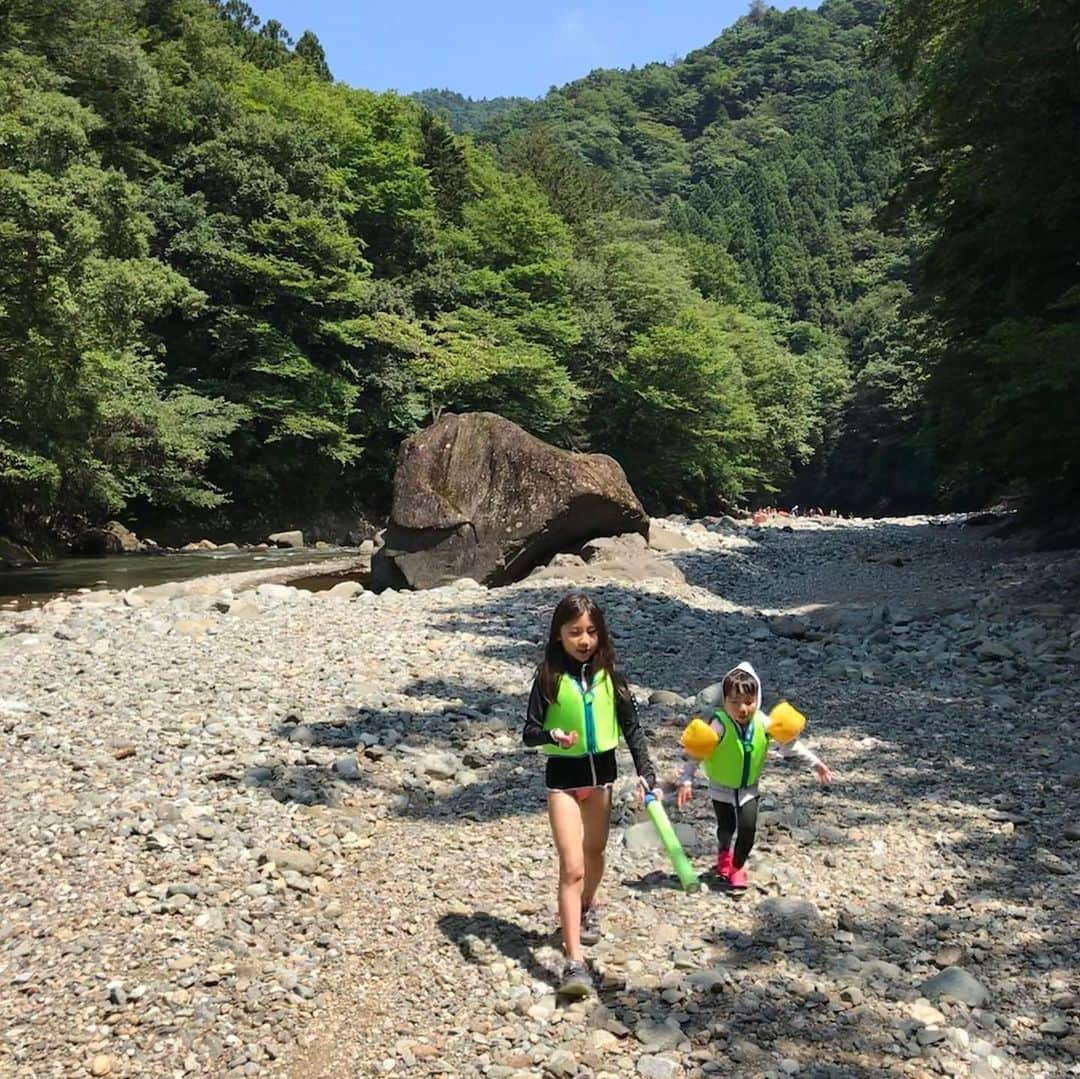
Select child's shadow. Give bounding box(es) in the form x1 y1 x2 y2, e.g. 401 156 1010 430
438 911 559 990
622 869 733 896
620 869 689 893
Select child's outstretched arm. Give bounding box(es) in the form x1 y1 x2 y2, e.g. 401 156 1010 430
767 718 834 784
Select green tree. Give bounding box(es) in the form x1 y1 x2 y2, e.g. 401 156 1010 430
294 30 332 81
878 0 1080 503
0 51 242 530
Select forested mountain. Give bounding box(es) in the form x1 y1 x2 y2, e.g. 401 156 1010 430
1 0 1076 551
474 0 937 511
411 90 531 134
0 0 847 546
474 0 1080 515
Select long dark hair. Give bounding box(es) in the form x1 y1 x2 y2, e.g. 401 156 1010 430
536 592 621 704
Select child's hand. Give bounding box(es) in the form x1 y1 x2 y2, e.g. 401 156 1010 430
637 781 663 805
815 762 834 785
550 728 579 749
676 781 693 809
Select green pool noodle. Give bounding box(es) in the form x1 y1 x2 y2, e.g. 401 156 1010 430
643 790 700 892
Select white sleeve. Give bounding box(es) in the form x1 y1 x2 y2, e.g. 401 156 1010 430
763 713 822 768
778 737 822 768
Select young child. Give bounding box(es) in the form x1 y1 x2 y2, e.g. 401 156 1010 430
522 592 659 998
676 661 833 890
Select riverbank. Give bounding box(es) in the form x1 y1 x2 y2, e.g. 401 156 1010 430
0 515 1077 1078
0 547 370 611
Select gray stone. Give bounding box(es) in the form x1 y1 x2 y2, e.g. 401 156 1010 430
371 412 648 590
1039 1016 1070 1037
581 532 648 561
332 756 361 780
637 1056 680 1079
919 967 990 1007
255 583 300 603
769 615 812 639
545 1049 577 1078
268 530 304 548
258 847 318 876
647 520 693 552
416 751 461 780
634 1019 683 1051
757 897 822 926
910 1000 946 1026
648 690 685 708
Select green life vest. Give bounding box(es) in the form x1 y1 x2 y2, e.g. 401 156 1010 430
542 670 619 757
702 710 768 788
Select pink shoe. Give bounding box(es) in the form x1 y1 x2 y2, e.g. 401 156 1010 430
728 864 748 890
716 848 734 883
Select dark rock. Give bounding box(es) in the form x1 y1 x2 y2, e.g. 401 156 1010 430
372 412 648 590
69 521 141 557
768 614 814 640
758 897 822 926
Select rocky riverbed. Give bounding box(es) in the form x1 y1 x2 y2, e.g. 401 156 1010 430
1 516 1077 1079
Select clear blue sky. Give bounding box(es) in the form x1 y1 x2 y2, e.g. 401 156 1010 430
250 1 813 99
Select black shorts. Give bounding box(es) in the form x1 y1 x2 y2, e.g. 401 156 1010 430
545 750 617 791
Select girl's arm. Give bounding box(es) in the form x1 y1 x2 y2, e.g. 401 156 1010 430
613 675 657 790
522 678 557 747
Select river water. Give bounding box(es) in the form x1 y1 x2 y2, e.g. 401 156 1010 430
0 547 362 608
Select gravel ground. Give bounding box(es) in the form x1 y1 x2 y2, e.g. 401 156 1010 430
1 515 1077 1079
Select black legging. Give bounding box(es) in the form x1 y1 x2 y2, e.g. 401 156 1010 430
713 797 758 869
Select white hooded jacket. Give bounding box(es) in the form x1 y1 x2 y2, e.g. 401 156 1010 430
679 661 822 805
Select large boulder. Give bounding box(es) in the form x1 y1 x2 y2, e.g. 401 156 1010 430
372 412 648 590
267 530 305 549
69 521 141 556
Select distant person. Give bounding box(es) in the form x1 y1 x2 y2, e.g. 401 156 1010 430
522 592 659 998
676 663 832 889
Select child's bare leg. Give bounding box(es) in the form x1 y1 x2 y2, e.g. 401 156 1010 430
548 790 586 960
580 787 612 909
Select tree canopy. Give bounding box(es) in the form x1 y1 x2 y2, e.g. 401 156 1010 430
2 0 1074 546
